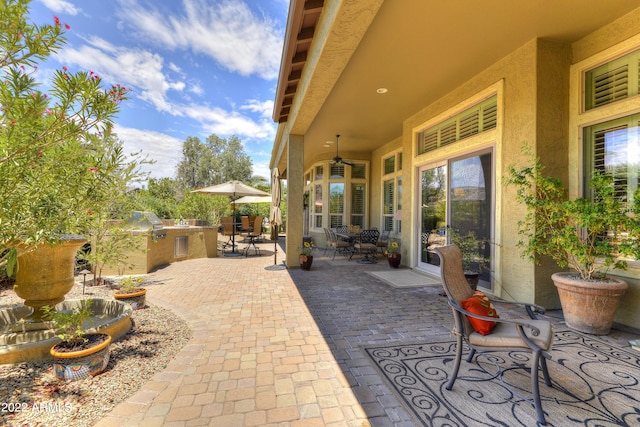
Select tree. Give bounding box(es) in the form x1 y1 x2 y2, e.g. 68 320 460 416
175 134 252 190
0 0 130 274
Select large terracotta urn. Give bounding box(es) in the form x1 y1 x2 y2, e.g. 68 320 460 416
14 235 87 320
551 272 628 335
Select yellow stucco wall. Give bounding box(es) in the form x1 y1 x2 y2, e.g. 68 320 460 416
100 226 218 276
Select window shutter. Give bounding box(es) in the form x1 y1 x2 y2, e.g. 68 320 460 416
383 179 394 215
383 157 395 175
330 164 345 178
592 65 628 108
351 164 366 179
417 95 497 154
459 110 479 140
351 184 365 214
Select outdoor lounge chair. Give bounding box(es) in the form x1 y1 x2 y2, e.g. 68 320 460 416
434 245 554 425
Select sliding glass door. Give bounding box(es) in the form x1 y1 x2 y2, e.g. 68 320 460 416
418 150 493 288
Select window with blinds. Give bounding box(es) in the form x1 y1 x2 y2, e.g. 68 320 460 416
330 164 345 178
382 179 394 231
585 49 640 111
351 184 365 227
384 156 395 175
584 114 640 203
417 95 497 155
351 163 366 179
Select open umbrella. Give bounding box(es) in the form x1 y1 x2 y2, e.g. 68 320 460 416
192 181 269 256
233 195 272 204
268 168 283 268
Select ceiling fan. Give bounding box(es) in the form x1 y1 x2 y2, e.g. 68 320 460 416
332 134 354 166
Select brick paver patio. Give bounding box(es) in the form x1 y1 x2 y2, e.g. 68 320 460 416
93 240 638 427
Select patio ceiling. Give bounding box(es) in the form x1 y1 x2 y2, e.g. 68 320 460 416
272 0 640 173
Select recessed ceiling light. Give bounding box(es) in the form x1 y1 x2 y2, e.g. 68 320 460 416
376 87 388 94
323 144 330 148
325 140 334 144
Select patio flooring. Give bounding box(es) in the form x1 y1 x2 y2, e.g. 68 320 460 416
94 239 640 427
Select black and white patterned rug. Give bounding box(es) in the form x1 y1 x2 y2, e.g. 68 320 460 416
364 329 640 426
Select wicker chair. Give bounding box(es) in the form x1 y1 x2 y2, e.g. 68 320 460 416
434 245 554 425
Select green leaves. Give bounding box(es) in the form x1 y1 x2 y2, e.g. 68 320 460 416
505 148 640 280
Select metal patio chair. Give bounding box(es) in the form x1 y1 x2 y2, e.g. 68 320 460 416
434 245 554 425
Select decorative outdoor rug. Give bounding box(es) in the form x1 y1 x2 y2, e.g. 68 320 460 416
364 329 640 426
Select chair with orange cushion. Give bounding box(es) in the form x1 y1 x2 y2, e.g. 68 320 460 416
434 245 554 426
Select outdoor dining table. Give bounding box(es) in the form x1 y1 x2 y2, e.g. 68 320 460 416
336 232 360 260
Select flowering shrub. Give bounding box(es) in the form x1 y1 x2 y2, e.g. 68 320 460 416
0 0 144 275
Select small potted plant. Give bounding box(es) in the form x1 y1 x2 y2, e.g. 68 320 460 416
299 241 314 270
505 150 640 334
113 276 147 310
449 228 489 290
42 299 111 381
386 241 401 268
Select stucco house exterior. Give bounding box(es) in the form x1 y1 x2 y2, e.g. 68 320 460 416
269 0 640 329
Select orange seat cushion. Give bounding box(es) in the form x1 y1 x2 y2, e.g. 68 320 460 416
461 290 499 335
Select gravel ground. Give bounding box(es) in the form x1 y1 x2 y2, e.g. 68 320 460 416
0 277 192 427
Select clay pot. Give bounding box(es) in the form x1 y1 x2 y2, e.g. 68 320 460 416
387 253 401 268
551 272 628 335
299 255 313 270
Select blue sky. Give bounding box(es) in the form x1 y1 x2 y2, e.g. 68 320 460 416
28 0 289 183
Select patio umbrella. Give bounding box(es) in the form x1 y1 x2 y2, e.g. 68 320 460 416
233 195 272 204
192 181 269 256
268 168 283 267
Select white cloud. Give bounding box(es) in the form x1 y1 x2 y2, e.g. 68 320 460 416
58 37 184 113
114 125 183 180
38 0 81 15
241 99 274 119
118 0 283 80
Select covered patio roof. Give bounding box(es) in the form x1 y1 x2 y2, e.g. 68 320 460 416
271 0 640 175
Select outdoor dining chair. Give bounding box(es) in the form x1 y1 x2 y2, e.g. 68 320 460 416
377 230 391 255
242 215 263 256
434 245 554 425
327 228 351 260
352 229 379 263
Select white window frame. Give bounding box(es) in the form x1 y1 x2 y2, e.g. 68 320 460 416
570 33 640 272
381 150 402 232
304 160 369 231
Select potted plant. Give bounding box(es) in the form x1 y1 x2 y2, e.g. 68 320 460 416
299 241 314 270
449 228 489 290
386 241 401 268
42 299 111 381
114 276 147 310
505 152 640 334
0 5 145 317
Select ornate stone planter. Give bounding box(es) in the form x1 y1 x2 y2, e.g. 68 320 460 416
14 235 87 321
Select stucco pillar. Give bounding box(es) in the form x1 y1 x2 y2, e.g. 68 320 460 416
286 134 304 268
